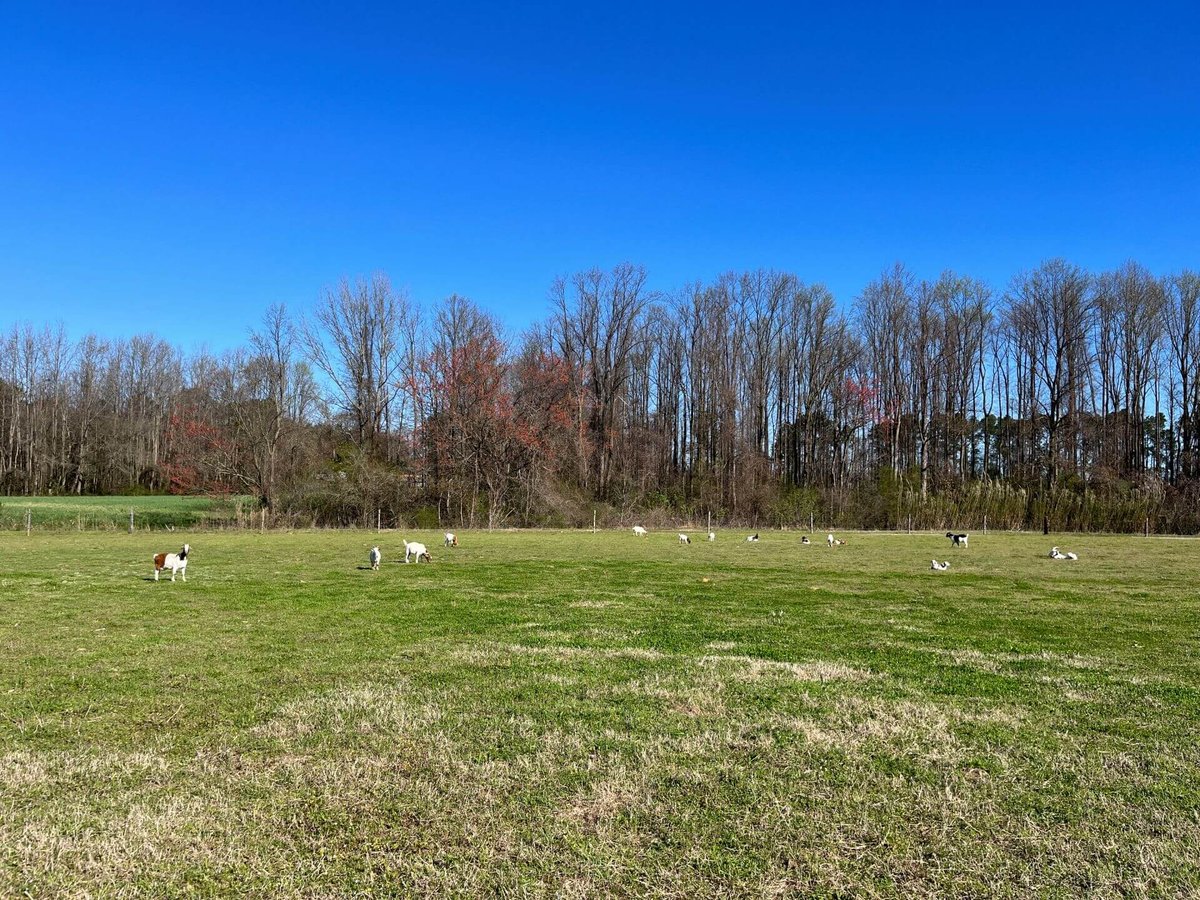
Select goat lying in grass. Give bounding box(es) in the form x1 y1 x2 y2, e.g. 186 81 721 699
153 544 189 582
746 533 759 542
404 540 432 564
1050 547 1079 560
931 559 950 571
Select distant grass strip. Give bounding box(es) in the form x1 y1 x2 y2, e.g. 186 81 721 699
0 495 246 530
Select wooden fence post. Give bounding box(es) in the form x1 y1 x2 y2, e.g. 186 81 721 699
129 508 134 534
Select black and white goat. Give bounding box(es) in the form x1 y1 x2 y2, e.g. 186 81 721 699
153 544 189 582
946 532 969 548
801 535 811 544
678 533 691 544
1050 546 1079 560
746 533 759 542
931 559 950 571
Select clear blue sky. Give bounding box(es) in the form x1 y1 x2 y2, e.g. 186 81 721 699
2 1 1197 348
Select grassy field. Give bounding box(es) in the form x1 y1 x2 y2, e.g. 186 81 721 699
1 529 1198 897
0 495 244 531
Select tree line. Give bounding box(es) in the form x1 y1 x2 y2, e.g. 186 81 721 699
3 259 1198 532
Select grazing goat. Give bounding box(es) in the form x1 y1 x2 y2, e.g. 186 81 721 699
931 559 950 571
946 532 969 548
153 544 189 582
404 540 432 564
444 532 458 547
746 533 759 542
678 533 691 544
708 531 716 542
632 525 648 537
369 546 381 570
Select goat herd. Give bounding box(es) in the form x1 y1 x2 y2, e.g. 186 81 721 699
148 528 1083 583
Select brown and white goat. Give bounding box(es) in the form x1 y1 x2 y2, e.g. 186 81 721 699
153 544 190 582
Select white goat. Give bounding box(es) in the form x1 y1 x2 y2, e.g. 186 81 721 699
404 540 432 564
708 531 716 542
632 525 648 537
369 546 381 570
678 533 691 544
153 544 189 582
931 559 950 571
444 532 458 547
827 533 835 547
1050 547 1079 560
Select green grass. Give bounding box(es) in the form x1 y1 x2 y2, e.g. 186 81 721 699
2 529 1198 897
0 494 245 530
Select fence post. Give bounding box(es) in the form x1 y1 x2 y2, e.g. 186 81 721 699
129 508 134 534
26 508 31 536
592 509 597 534
377 509 382 533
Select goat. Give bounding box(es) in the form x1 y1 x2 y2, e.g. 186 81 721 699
444 532 458 547
1050 547 1079 560
746 533 759 542
632 525 648 537
708 531 716 542
369 546 381 570
827 534 845 547
153 544 190 582
931 559 950 571
946 532 969 548
678 533 691 544
404 540 432 564
801 535 811 545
